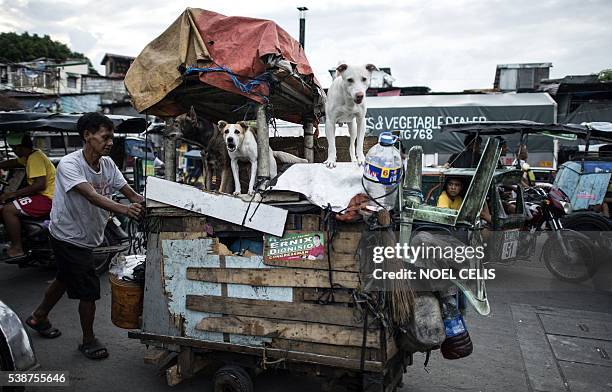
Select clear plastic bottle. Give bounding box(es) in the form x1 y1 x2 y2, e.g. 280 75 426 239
440 294 473 360
363 132 402 211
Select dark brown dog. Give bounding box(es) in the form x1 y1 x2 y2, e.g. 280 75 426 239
174 107 232 193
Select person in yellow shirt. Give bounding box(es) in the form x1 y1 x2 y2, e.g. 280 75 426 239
437 177 464 210
0 132 56 259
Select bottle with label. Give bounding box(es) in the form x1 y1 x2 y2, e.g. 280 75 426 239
362 132 402 212
440 293 474 360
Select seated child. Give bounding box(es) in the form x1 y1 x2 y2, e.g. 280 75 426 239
437 177 464 210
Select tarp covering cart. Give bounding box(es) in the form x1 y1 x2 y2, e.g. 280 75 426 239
124 7 324 125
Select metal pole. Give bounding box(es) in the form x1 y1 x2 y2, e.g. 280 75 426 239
256 105 270 190
297 7 308 49
303 121 314 163
399 146 423 248
553 138 559 170
163 118 177 182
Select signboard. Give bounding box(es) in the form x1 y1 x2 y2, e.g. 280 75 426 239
364 93 558 154
265 231 326 261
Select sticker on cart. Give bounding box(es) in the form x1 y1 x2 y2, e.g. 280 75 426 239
265 231 326 261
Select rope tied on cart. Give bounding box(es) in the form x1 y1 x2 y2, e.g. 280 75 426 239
182 65 273 101
315 204 338 303
231 101 256 121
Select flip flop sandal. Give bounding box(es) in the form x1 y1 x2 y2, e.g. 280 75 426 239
78 339 109 360
3 253 29 264
25 316 62 339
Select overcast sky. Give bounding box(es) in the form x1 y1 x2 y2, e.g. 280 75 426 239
1 0 611 91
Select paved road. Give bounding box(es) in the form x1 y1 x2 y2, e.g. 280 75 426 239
1 255 610 392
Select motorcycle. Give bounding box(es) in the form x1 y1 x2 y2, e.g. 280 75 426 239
0 172 130 275
522 186 598 282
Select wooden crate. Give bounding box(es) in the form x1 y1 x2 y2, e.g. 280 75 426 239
138 207 401 378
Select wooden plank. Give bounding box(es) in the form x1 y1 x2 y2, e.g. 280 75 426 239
301 215 321 230
159 217 188 232
292 287 305 302
129 330 384 372
186 267 360 289
219 256 230 343
178 347 195 379
263 253 358 271
186 295 364 327
270 339 381 362
302 288 354 303
143 347 170 365
261 192 301 202
146 176 288 236
332 232 362 254
149 206 199 216
146 199 169 208
184 216 207 232
159 232 208 241
195 315 380 348
142 233 182 336
165 364 181 387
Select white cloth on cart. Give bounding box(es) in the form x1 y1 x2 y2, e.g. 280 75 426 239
270 163 364 212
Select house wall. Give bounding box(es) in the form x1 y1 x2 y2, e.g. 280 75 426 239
57 63 88 95
82 75 127 102
14 93 101 113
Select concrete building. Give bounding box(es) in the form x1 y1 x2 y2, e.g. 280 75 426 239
101 53 134 78
0 53 138 115
539 73 612 123
494 63 552 92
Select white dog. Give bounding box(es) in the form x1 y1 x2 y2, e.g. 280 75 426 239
219 121 307 195
324 63 377 168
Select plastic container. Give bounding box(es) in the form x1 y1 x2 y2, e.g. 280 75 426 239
110 274 144 329
440 293 473 359
363 132 402 211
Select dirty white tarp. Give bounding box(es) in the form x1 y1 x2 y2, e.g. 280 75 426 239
271 163 364 212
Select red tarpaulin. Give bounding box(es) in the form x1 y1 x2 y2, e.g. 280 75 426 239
125 8 324 123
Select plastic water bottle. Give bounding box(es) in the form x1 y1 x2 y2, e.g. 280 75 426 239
363 132 402 211
440 294 473 360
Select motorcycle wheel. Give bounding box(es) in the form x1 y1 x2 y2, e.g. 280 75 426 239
542 229 599 282
93 233 115 276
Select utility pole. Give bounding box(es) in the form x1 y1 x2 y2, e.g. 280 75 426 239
297 7 308 49
55 67 61 112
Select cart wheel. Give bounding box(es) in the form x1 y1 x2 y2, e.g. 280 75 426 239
214 365 253 392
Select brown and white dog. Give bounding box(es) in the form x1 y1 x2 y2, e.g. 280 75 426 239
218 121 307 195
324 63 377 168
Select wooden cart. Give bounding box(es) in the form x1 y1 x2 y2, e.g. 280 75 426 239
125 9 416 390
128 201 410 392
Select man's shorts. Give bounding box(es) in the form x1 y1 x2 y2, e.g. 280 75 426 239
12 195 52 218
49 236 100 301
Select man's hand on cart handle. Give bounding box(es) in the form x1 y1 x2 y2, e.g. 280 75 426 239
126 203 144 220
